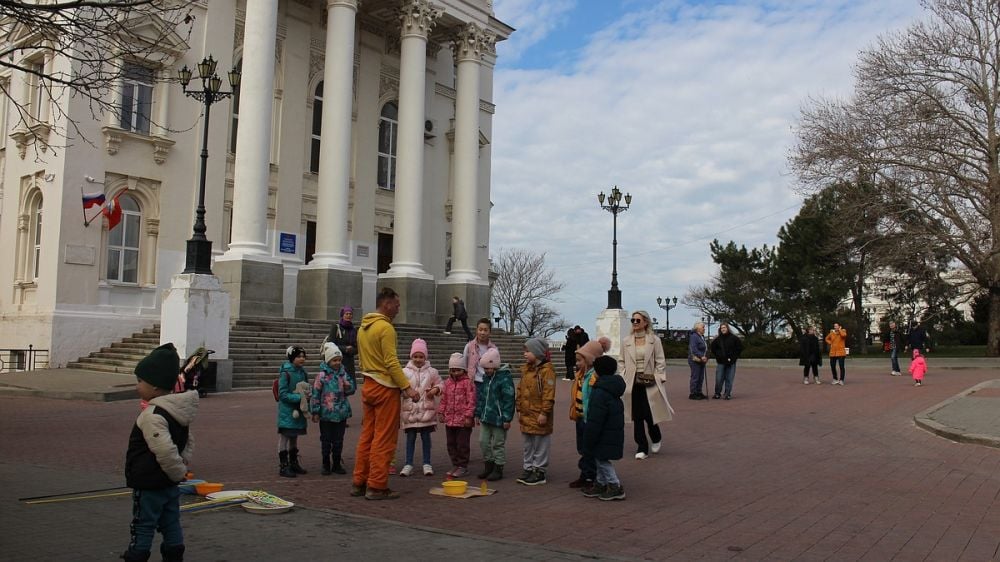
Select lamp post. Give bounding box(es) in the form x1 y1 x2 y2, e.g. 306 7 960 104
176 55 240 275
657 296 678 332
702 315 714 339
597 186 632 309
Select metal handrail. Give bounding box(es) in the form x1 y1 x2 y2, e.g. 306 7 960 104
0 345 49 373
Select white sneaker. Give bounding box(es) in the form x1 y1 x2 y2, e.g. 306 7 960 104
423 464 434 476
839 380 845 386
651 440 662 454
814 379 822 385
803 379 810 385
451 466 468 477
635 452 648 460
399 464 413 477
442 331 451 335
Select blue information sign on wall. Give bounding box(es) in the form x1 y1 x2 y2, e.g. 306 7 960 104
279 232 296 254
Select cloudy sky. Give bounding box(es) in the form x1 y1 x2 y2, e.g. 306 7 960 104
488 0 923 333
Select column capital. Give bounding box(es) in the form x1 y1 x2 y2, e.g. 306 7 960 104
452 22 496 63
399 0 442 39
326 0 359 10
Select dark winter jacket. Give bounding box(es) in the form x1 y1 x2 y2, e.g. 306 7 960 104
328 321 358 376
452 299 468 321
907 326 929 350
474 365 516 427
798 334 822 366
583 374 626 461
125 391 198 489
710 332 743 364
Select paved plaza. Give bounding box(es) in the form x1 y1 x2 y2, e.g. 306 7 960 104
2 359 999 560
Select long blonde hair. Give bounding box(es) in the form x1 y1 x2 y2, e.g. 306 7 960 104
631 310 654 336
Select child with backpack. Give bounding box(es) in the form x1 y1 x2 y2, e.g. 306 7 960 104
276 346 310 478
582 355 627 501
399 339 443 477
310 342 356 475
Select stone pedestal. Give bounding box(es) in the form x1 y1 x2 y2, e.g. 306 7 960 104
377 276 436 325
214 258 284 319
296 267 363 319
160 273 231 361
595 308 630 359
436 281 491 326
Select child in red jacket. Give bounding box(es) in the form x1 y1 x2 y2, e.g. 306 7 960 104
909 348 927 387
441 352 476 478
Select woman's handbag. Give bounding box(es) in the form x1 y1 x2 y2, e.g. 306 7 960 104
635 371 656 387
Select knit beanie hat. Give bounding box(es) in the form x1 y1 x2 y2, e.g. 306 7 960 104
479 347 501 369
524 337 549 362
286 346 306 362
135 343 181 390
322 341 343 364
448 352 466 370
576 336 612 366
410 338 429 359
593 355 618 377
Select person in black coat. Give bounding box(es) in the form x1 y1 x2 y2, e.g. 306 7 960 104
328 307 358 376
906 321 930 354
444 296 473 340
799 326 822 384
709 323 743 400
582 355 626 501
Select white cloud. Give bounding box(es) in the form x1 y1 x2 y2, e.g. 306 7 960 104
489 0 923 332
492 0 577 62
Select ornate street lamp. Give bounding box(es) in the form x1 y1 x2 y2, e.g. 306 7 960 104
176 55 240 274
657 296 678 331
597 186 632 309
702 314 714 339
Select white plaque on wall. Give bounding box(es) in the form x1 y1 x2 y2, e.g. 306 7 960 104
64 244 96 265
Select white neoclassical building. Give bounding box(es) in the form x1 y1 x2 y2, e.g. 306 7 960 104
0 0 512 367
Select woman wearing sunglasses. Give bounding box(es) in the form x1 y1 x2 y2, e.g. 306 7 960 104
618 310 674 459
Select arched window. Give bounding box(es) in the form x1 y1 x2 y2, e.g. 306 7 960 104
106 193 141 284
377 101 398 190
229 59 242 154
32 198 42 279
310 81 323 173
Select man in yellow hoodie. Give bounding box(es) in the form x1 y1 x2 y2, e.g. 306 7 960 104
352 287 420 500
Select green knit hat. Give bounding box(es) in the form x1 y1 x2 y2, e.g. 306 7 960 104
135 343 181 390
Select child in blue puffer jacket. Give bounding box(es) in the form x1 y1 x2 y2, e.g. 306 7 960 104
310 342 357 475
277 346 310 478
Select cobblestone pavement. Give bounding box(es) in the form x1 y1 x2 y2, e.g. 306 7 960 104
2 362 999 560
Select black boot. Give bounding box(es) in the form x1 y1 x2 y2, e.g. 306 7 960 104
279 450 296 478
121 550 150 562
477 461 495 480
161 543 185 562
322 454 332 475
487 463 504 481
289 448 307 475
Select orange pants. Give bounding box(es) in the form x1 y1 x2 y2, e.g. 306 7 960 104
352 378 401 490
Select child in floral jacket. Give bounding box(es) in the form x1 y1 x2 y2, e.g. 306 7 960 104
310 342 357 475
441 352 476 478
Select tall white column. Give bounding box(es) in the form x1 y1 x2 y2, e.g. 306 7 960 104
222 0 278 259
448 23 495 282
385 0 441 278
311 0 358 267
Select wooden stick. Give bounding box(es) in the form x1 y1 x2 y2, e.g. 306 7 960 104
23 491 132 505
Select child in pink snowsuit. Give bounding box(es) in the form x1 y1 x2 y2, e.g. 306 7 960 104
909 348 926 387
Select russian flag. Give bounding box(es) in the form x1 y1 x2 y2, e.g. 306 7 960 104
82 191 106 210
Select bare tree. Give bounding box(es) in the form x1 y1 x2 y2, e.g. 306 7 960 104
0 1 195 155
519 301 569 338
491 248 566 336
790 0 1000 355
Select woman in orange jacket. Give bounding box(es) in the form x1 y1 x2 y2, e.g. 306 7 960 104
825 323 848 385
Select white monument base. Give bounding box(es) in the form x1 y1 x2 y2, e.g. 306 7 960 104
595 308 631 359
160 273 231 361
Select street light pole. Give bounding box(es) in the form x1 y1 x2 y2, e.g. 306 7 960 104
656 296 678 331
701 314 714 397
176 55 240 275
597 186 632 309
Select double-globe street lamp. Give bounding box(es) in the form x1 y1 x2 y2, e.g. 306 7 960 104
177 55 240 275
597 186 632 309
657 296 678 332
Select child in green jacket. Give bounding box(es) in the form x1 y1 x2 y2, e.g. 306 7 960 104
474 348 515 481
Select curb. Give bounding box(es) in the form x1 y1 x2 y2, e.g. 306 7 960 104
0 387 136 402
913 379 1000 449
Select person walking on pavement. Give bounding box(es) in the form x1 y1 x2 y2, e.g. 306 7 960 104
906 321 930 354
709 323 743 399
909 348 927 387
799 326 822 384
464 318 498 394
352 287 420 500
825 323 848 385
687 322 709 399
619 310 672 459
885 321 905 376
444 296 473 340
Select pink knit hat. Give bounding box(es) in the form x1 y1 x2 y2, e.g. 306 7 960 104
479 348 501 369
448 352 466 371
576 337 612 366
410 338 428 359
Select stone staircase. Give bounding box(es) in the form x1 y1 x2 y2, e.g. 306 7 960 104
67 317 548 389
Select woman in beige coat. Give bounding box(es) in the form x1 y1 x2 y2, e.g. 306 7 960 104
618 310 674 459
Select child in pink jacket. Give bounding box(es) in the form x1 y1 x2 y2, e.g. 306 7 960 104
400 339 443 477
441 352 476 478
909 348 927 387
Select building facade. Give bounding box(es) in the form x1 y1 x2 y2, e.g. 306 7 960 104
0 0 512 367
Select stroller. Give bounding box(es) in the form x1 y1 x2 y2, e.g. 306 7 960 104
181 347 215 397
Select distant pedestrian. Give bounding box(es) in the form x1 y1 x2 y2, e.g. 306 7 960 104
906 321 930 354
463 318 497 393
825 323 848 385
441 352 476 479
569 337 611 490
474 348 516 482
885 321 905 376
563 325 590 381
799 326 822 384
399 339 443 477
122 343 198 562
327 306 358 377
444 296 473 340
582 355 627 501
516 337 557 485
710 323 743 399
277 346 311 477
909 349 927 387
310 342 356 475
619 310 672 459
687 322 709 399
